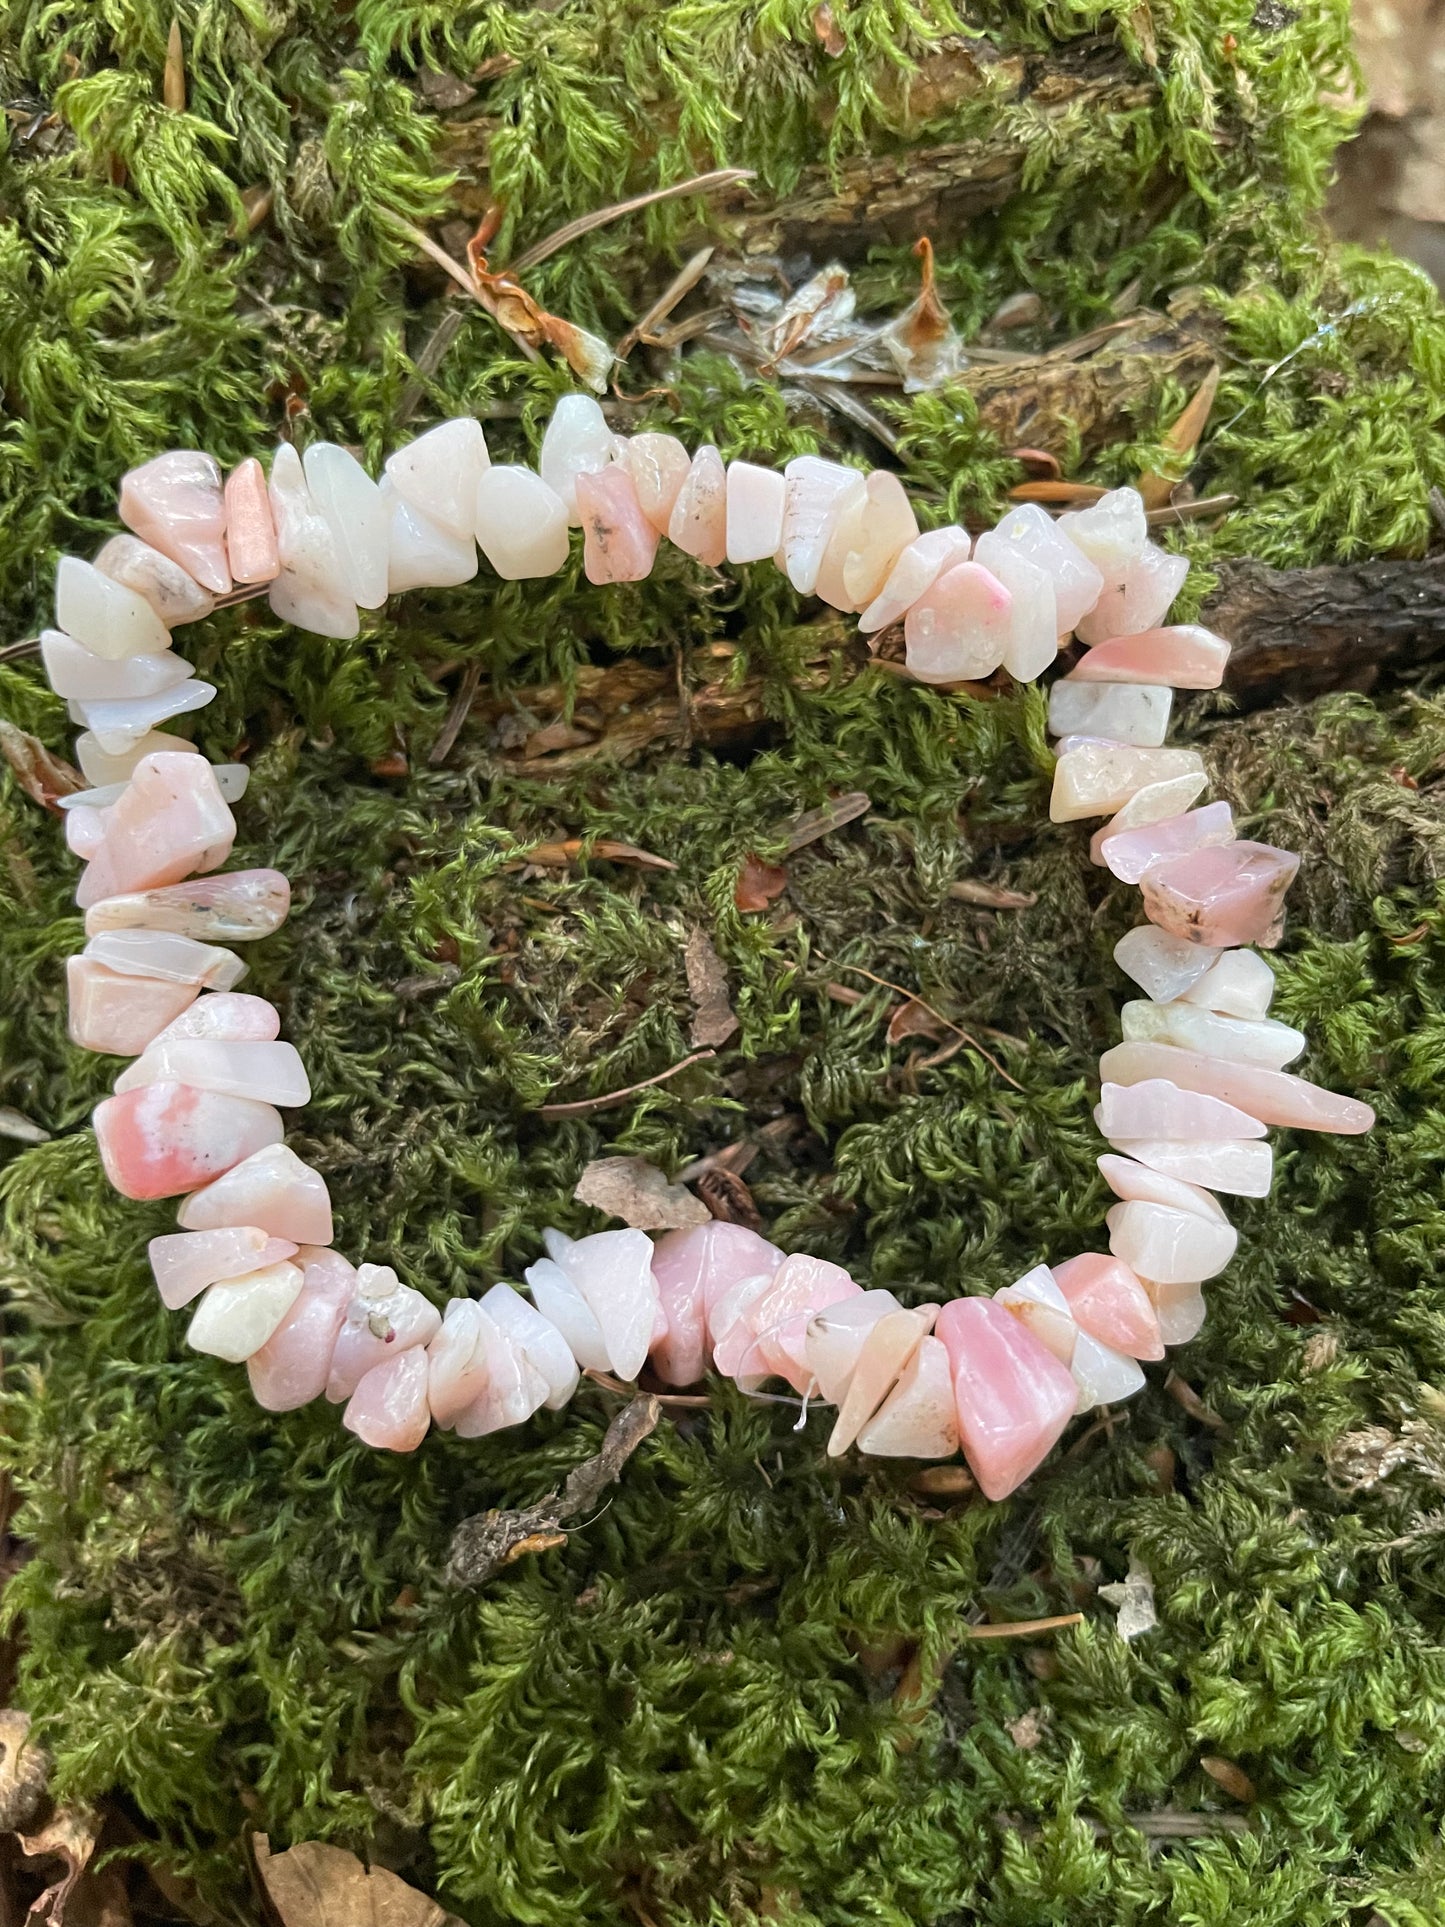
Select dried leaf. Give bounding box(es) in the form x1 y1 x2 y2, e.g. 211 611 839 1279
886 999 950 1046
777 789 871 855
528 837 676 872
0 1709 49 1830
878 239 967 391
1098 1557 1157 1641
1200 1755 1256 1802
761 263 856 366
812 3 846 55
254 1835 464 1927
684 927 738 1048
0 719 85 813
574 1156 710 1231
948 878 1038 910
447 1396 661 1586
735 855 788 912
20 1804 101 1923
1006 1708 1048 1749
695 1164 762 1230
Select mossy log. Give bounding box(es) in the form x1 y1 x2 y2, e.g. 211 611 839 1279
436 34 1155 256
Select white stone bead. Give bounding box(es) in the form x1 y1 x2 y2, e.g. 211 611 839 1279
1049 743 1205 821
384 417 489 542
983 503 1104 634
779 456 865 595
302 442 389 610
539 394 623 525
1179 949 1275 1020
1076 541 1190 645
551 1228 659 1381
814 471 919 611
1106 1200 1237 1283
857 526 971 634
995 1263 1077 1364
1121 1000 1306 1070
74 730 201 788
114 1039 310 1106
1096 1152 1229 1222
1058 488 1148 589
1049 680 1172 746
186 1261 303 1361
42 630 191 701
971 532 1058 681
1113 925 1219 1003
379 475 477 592
854 1336 960 1458
666 444 726 566
94 534 216 626
725 461 787 564
55 556 171 660
474 465 571 578
803 1290 902 1405
70 679 216 754
479 1282 580 1410
1144 1277 1207 1345
64 762 247 812
1111 1137 1273 1198
1070 1330 1146 1411
267 443 359 639
83 930 247 990
523 1256 612 1373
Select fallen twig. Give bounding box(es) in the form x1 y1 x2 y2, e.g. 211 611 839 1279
445 1396 662 1586
538 1048 716 1118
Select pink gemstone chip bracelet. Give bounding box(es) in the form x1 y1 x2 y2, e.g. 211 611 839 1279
38 403 1376 1502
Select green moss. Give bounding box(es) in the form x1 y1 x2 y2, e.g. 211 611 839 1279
2 1 1445 1922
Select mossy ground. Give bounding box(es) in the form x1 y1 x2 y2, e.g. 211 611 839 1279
2 3 1445 1922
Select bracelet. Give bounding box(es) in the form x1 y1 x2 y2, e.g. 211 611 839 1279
40 399 1375 1503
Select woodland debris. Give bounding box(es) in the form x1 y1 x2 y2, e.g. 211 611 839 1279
162 16 185 112
776 790 871 856
963 1612 1084 1639
1137 364 1221 507
526 837 675 872
1199 1755 1257 1802
1164 1370 1229 1432
948 878 1038 910
616 246 715 358
735 855 789 913
1098 1557 1157 1640
18 1802 101 1923
538 1049 715 1119
877 238 967 390
254 1835 464 1927
0 1711 49 1832
684 927 738 1048
427 661 482 765
0 1108 48 1145
695 1163 762 1230
573 1156 710 1231
886 1000 951 1046
1006 1708 1048 1749
0 720 85 812
446 1396 661 1587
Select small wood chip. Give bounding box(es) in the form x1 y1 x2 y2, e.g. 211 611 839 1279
948 878 1038 911
696 1163 762 1230
907 1464 975 1498
685 927 738 1048
574 1156 710 1231
1200 1755 1256 1802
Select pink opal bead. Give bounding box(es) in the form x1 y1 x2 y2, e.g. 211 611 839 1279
667 444 727 566
94 1081 284 1200
176 1141 333 1242
1097 802 1235 885
936 1296 1077 1500
649 1222 784 1387
148 1225 298 1310
151 992 281 1046
625 433 691 534
858 526 970 634
326 1265 441 1402
1095 1077 1265 1141
741 1253 857 1392
904 560 1012 683
119 450 231 594
1140 840 1300 948
711 1272 777 1378
1089 774 1211 865
1106 1200 1237 1283
1051 743 1205 822
427 1300 496 1427
67 956 198 1054
83 869 290 943
1070 625 1231 689
343 1349 432 1452
1075 542 1188 645
247 1247 355 1411
1099 1041 1376 1134
223 458 280 585
725 461 787 566
779 457 864 594
575 465 660 584
552 1229 660 1382
814 470 918 612
75 753 236 911
114 1038 310 1107
1051 1253 1163 1361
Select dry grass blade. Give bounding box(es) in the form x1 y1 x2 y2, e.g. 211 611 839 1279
948 878 1038 910
539 1049 716 1119
163 15 186 111
616 246 714 358
964 1612 1083 1638
383 213 543 363
527 837 676 872
1145 493 1236 526
428 661 482 766
778 790 871 855
1138 363 1221 508
508 169 755 275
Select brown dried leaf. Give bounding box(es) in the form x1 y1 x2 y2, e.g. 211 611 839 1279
735 855 788 912
254 1835 464 1927
19 1804 100 1923
696 1164 762 1230
685 927 738 1048
886 999 950 1046
1200 1755 1256 1802
812 3 846 55
0 720 85 813
574 1156 710 1231
878 238 966 391
777 789 871 855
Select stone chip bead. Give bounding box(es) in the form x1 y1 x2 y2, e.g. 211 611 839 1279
177 1141 333 1244
379 475 478 593
1088 773 1211 865
813 470 919 612
1051 1253 1163 1361
1111 1136 1274 1197
667 444 728 567
474 465 571 579
539 393 623 524
725 461 788 565
1068 625 1231 689
936 1296 1078 1500
94 535 217 626
118 450 231 594
779 456 864 594
187 1261 304 1361
55 556 171 660
223 457 281 585
983 501 1104 635
247 1247 355 1411
69 679 216 756
94 1081 285 1199
1098 1040 1375 1134
1051 743 1206 822
267 442 359 640
1120 999 1306 1070
83 929 247 990
576 465 660 584
970 531 1058 681
904 560 1012 683
1095 1077 1266 1142
1113 925 1220 1002
1049 679 1172 748
649 1222 784 1388
827 1306 933 1455
67 956 198 1055
41 629 192 702
1106 1200 1238 1283
84 869 291 943
343 1348 433 1452
1075 541 1189 645
1180 949 1275 1020
74 729 200 789
326 1263 442 1402
854 1336 960 1459
1140 840 1301 948
148 1225 299 1310
384 417 490 542
625 433 691 533
1097 802 1235 886
858 526 970 634
303 442 390 610
114 1038 311 1107
151 992 281 1045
